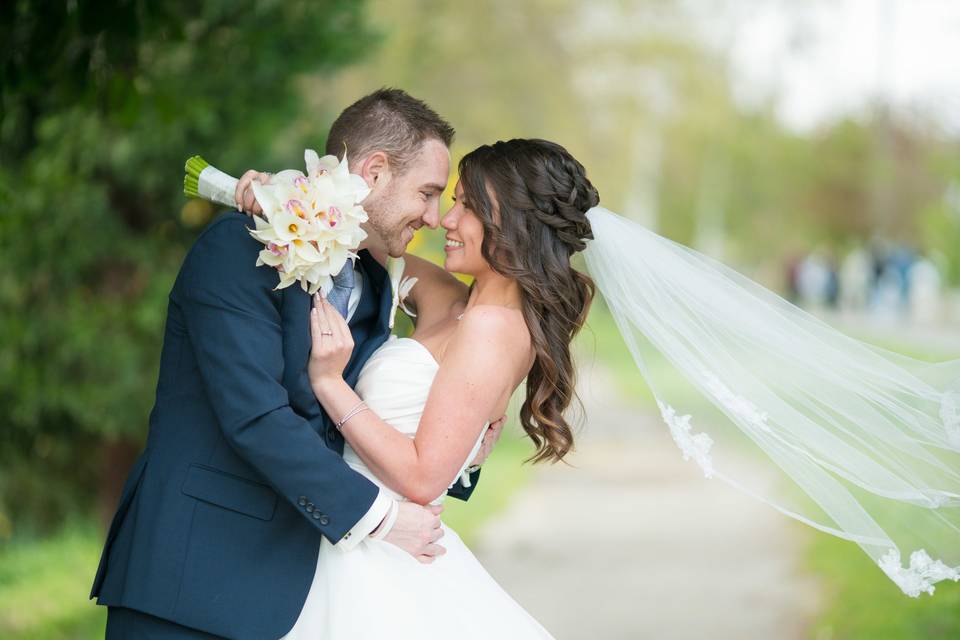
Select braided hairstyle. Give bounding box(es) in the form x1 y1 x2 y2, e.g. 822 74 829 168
458 139 597 463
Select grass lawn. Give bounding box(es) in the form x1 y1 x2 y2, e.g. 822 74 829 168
0 523 107 639
806 533 960 640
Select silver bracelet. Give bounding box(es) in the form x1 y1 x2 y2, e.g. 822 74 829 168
336 401 369 431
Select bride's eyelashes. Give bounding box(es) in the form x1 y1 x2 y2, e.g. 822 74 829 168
450 195 472 210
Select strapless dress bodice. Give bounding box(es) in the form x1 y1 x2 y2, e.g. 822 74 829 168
345 335 484 504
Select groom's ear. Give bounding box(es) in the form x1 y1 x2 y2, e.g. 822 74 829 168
358 151 391 189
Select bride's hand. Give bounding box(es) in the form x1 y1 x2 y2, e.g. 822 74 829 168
234 169 272 215
308 292 353 389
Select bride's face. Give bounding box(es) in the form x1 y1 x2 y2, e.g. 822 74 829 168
441 181 490 277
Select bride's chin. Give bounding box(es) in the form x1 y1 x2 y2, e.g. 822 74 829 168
443 258 467 276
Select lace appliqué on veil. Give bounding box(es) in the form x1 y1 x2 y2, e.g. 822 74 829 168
702 371 772 434
654 370 774 479
940 390 960 448
657 400 715 478
878 548 960 597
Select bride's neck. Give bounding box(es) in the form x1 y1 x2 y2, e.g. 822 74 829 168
465 270 523 312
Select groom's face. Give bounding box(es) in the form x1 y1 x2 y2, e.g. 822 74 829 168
363 139 450 258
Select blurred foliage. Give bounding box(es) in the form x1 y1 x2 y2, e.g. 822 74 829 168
0 0 375 535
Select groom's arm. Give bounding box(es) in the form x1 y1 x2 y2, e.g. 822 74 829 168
176 213 385 544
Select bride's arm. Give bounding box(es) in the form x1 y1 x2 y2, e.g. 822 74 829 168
308 295 529 505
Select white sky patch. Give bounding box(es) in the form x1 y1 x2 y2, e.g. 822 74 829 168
718 0 960 132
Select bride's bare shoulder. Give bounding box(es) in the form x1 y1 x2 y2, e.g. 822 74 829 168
456 305 531 353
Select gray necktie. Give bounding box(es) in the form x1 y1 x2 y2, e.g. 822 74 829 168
327 261 356 319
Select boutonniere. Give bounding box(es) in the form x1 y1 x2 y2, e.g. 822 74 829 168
184 150 370 295
386 257 419 329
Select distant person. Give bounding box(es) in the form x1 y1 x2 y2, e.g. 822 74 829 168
908 257 943 325
796 250 832 309
785 254 803 303
839 246 872 313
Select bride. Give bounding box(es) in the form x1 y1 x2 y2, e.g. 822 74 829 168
282 138 596 638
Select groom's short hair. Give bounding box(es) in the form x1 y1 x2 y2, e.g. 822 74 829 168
326 88 455 174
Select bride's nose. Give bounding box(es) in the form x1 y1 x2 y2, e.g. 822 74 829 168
441 208 459 230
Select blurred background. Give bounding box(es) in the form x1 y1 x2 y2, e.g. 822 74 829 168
2 0 959 637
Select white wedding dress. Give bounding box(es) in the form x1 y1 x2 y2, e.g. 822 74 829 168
282 335 554 639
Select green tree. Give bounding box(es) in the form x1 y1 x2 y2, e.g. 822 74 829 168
0 0 375 535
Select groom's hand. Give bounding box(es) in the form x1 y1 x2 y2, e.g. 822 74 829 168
381 503 446 564
469 415 506 468
234 169 272 215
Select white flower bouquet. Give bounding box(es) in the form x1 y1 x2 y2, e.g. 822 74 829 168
184 150 370 295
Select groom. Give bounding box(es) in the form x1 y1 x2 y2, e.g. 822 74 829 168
91 89 500 639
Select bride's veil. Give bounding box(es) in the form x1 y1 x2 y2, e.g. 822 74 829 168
582 206 960 597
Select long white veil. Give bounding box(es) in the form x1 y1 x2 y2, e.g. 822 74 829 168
582 206 960 597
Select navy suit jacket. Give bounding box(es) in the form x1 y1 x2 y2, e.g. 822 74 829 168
91 212 479 639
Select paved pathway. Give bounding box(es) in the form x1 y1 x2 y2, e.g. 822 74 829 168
473 364 823 640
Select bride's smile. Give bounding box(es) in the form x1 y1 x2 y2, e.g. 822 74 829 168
440 182 489 275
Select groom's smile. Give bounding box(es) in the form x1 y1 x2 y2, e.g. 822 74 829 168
402 222 420 246
362 138 450 258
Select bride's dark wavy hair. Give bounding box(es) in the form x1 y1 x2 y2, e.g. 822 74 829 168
459 139 597 463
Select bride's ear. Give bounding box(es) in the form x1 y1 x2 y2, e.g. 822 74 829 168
358 151 391 189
